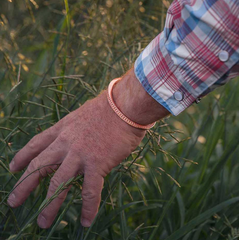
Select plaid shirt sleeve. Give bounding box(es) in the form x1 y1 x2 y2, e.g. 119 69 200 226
134 0 239 116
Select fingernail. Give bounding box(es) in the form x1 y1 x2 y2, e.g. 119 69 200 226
7 193 16 207
81 218 91 227
9 160 15 171
38 214 47 229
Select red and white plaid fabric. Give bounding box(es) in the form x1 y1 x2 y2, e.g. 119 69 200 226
134 0 239 115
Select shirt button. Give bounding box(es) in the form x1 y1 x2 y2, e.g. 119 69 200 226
195 97 201 104
218 50 229 62
174 91 184 101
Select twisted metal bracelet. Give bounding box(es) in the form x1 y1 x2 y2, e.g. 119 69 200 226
107 78 156 130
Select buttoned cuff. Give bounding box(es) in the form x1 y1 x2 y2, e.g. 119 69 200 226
134 25 239 116
134 31 197 116
134 0 239 116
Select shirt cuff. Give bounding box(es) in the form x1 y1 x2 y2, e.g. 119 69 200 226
134 30 196 116
134 0 239 116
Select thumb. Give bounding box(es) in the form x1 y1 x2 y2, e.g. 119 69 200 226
81 170 104 227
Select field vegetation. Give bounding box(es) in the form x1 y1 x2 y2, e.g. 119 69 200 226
1 0 239 239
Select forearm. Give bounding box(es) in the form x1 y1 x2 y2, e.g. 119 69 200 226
112 67 170 126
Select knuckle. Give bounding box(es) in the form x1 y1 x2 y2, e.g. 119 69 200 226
26 159 49 178
82 190 98 202
50 177 62 190
44 126 58 140
49 178 66 200
58 131 68 144
26 159 40 175
28 136 38 150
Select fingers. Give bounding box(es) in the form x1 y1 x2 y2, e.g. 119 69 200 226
10 125 59 172
81 170 104 227
37 154 81 229
37 167 104 229
7 138 67 208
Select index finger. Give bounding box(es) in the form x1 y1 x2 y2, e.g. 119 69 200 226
10 125 59 172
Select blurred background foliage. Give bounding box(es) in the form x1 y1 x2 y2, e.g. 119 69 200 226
1 0 239 239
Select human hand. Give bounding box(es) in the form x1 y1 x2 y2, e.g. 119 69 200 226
7 90 146 228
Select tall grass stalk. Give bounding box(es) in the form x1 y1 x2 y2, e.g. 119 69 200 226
1 1 239 239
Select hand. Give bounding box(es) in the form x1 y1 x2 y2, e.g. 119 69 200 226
7 90 146 228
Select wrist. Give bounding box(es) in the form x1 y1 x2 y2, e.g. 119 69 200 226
95 90 146 138
112 67 170 126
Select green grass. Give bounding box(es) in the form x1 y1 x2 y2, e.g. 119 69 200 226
1 1 239 239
